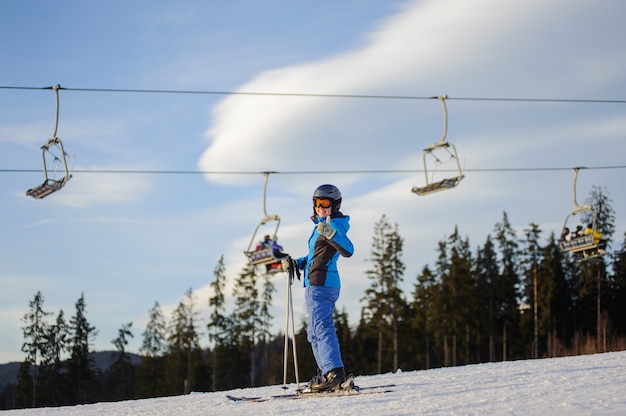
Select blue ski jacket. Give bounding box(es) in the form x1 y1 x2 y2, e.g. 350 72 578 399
296 214 354 288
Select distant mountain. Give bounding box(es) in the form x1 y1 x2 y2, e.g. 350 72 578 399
89 350 142 371
0 362 21 387
0 351 142 387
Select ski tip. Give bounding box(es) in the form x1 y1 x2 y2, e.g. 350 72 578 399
226 394 264 402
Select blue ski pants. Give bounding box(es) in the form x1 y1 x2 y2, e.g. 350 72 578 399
305 285 344 374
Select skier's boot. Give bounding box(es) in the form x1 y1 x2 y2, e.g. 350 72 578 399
310 367 345 392
340 373 357 391
305 370 323 391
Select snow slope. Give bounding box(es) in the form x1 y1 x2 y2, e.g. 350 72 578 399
5 351 626 415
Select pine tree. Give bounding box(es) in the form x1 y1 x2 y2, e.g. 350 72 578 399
521 223 543 358
538 233 575 356
361 215 407 373
258 273 276 385
582 185 615 247
474 235 499 362
67 293 98 404
577 186 616 347
207 255 230 391
137 301 167 398
41 309 70 366
166 288 202 395
412 265 437 369
14 361 33 408
108 322 135 401
231 264 261 386
20 291 51 407
39 309 70 406
609 233 626 335
493 212 521 361
432 238 452 366
141 302 167 357
446 227 475 365
428 227 475 367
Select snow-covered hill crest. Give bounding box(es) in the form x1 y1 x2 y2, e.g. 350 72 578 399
5 351 626 415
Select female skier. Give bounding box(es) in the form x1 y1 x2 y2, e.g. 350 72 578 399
284 184 354 391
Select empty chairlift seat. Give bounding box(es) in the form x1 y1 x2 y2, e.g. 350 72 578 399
26 85 73 199
411 95 464 196
26 137 72 199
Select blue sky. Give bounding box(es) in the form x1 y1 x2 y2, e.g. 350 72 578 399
1 0 626 363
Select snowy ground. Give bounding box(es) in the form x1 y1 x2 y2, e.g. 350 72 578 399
5 351 626 415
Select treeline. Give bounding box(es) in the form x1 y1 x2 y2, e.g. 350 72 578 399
354 185 626 374
4 185 626 410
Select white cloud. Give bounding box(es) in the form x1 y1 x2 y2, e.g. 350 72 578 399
198 0 626 187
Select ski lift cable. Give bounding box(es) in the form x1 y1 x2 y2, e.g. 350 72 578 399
3 165 626 176
1 85 626 104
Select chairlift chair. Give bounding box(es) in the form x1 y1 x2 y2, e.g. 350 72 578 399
558 168 605 260
412 95 464 196
244 172 289 274
245 215 289 274
243 173 301 388
26 137 72 199
26 85 73 199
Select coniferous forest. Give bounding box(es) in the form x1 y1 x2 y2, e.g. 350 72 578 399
4 185 626 410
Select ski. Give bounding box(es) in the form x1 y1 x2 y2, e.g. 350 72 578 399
226 383 395 403
293 384 395 400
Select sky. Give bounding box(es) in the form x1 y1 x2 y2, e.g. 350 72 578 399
3 351 626 414
1 0 626 363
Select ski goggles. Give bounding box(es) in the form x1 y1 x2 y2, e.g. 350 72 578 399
313 198 332 208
